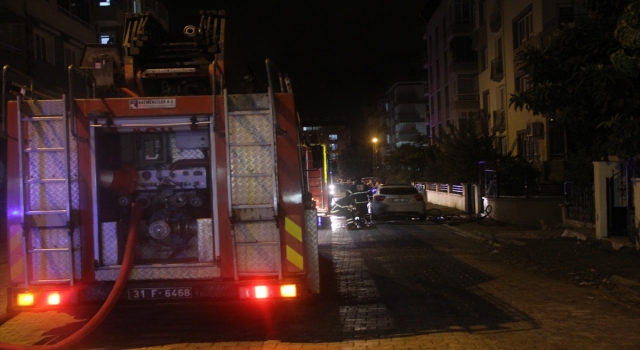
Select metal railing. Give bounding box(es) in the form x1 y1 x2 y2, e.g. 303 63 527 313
2 65 33 137
564 182 595 223
67 65 96 141
484 168 563 198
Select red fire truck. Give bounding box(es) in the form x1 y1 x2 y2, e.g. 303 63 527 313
303 143 330 225
2 10 319 311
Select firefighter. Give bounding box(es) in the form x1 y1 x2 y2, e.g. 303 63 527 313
330 194 353 226
347 177 371 228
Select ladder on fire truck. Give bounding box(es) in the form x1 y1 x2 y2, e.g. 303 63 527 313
15 94 76 288
224 60 290 280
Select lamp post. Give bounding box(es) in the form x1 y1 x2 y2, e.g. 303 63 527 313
372 137 378 177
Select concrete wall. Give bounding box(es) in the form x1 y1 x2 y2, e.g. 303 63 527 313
484 196 563 228
425 188 465 212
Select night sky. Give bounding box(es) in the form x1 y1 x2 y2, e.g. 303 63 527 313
166 1 427 130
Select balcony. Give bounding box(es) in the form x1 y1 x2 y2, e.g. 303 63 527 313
396 112 423 123
491 57 504 82
450 23 474 36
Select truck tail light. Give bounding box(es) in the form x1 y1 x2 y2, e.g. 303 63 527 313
47 292 61 305
17 292 34 306
239 284 298 299
254 286 269 299
374 195 385 201
414 194 424 201
280 284 297 298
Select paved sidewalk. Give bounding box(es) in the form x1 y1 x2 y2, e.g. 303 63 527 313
425 203 640 308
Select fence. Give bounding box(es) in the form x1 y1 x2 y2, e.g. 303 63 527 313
483 169 563 198
419 182 467 212
563 182 595 223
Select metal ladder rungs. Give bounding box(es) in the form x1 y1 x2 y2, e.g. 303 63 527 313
31 248 71 253
235 242 278 246
228 110 269 115
230 173 271 178
29 279 72 285
229 142 271 147
22 116 64 121
232 204 274 209
24 147 65 152
26 210 67 215
16 96 74 288
25 179 68 184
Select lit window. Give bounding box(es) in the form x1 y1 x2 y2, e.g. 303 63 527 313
328 134 338 141
99 0 110 6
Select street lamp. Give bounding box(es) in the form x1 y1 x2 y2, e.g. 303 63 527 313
372 137 378 177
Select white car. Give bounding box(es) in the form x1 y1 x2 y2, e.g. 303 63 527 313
370 184 426 220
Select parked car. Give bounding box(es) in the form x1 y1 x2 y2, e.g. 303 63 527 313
370 184 426 220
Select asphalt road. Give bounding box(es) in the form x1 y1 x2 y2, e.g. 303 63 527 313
1 217 639 349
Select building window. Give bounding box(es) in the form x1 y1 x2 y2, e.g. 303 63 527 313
64 43 81 67
514 8 533 49
443 51 448 74
515 74 530 92
482 90 490 115
329 143 338 151
479 46 488 71
479 0 487 26
442 15 447 41
450 36 475 62
451 0 474 25
496 136 507 156
33 28 55 65
429 66 433 85
99 0 110 6
328 134 338 141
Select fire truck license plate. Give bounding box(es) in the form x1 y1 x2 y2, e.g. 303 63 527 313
128 287 193 299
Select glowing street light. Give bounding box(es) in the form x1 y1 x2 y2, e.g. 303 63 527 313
372 137 378 176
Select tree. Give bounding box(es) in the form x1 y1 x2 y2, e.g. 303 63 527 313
608 0 640 157
336 144 373 180
427 114 502 184
380 143 428 183
510 0 640 159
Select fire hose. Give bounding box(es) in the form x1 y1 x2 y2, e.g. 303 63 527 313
0 200 144 350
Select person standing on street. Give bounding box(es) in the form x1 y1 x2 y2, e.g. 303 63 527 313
347 177 371 229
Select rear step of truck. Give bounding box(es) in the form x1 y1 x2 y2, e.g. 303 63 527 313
224 92 282 280
16 97 77 287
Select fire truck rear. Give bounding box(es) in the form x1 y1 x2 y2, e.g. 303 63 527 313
3 10 319 311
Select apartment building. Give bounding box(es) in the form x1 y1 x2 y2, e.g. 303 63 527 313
0 0 168 96
301 125 352 164
94 0 168 45
421 0 480 144
385 79 429 149
0 0 97 96
473 0 586 179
